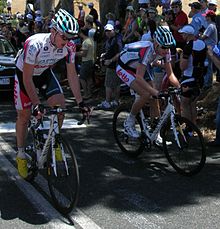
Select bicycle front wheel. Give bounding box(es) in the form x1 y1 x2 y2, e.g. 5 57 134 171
25 127 38 182
162 115 206 176
47 136 80 214
112 103 144 157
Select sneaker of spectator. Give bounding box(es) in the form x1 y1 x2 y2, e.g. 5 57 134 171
200 10 218 89
97 100 112 109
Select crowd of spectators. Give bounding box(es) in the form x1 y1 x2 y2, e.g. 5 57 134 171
0 0 220 145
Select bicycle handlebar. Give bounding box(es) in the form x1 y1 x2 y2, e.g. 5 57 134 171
31 105 94 129
153 87 182 99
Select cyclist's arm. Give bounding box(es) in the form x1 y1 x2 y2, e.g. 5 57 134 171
66 62 83 104
164 62 180 88
135 63 158 96
23 62 40 106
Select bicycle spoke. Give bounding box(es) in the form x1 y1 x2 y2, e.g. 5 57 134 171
47 137 79 214
163 115 206 176
113 104 144 157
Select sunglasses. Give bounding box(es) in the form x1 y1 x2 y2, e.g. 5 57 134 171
59 33 72 41
159 45 170 50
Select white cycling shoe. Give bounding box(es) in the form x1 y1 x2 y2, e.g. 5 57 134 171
124 120 140 138
155 133 172 146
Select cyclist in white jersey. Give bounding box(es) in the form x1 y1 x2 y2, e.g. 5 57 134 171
116 26 180 138
15 9 90 179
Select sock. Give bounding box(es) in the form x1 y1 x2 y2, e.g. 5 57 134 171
17 147 26 159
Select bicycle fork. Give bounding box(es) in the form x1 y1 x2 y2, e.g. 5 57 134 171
51 114 69 177
170 113 187 149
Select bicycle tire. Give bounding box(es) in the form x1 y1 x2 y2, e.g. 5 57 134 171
112 103 145 157
47 136 80 214
161 115 206 176
25 127 38 182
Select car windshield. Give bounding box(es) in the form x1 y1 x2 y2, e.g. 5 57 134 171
0 38 15 55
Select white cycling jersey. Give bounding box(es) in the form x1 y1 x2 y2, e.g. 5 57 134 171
117 41 171 86
119 41 171 69
16 33 76 75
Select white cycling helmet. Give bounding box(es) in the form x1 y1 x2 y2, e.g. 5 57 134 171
51 9 79 38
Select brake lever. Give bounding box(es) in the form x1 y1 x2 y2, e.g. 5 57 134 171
77 107 94 125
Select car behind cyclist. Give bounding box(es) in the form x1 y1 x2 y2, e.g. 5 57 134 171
14 9 90 179
116 26 180 138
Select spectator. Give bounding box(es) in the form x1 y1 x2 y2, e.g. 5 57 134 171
178 25 207 125
34 16 43 33
88 2 99 25
77 3 85 28
188 2 207 37
76 28 95 100
84 15 94 30
199 0 209 14
7 0 12 15
138 0 150 9
16 17 28 49
105 12 116 27
26 13 35 35
98 24 123 109
206 45 220 147
137 7 149 35
146 7 161 27
141 19 156 41
169 0 188 49
200 10 218 89
42 10 55 33
160 0 171 14
123 6 139 44
118 0 129 24
207 0 218 12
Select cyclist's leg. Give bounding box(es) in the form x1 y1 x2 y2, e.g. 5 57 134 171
14 74 32 178
44 69 65 128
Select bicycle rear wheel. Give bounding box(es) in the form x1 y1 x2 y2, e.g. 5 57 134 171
112 103 145 157
162 115 206 176
47 136 80 214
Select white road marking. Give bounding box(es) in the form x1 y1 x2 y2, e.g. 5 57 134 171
0 136 101 229
0 119 86 133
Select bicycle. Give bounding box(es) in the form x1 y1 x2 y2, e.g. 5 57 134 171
25 106 90 214
113 87 206 176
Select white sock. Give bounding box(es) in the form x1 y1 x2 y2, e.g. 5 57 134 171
17 147 26 159
127 113 136 123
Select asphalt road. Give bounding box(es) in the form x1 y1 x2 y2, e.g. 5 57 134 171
0 90 220 229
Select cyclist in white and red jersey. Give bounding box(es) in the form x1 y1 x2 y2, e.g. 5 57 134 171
116 26 180 138
15 9 90 179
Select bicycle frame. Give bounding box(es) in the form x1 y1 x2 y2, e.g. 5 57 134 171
31 113 69 177
138 94 181 146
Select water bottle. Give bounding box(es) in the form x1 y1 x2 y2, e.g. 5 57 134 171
55 143 62 161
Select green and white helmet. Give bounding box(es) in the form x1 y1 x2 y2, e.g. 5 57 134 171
154 26 176 48
51 9 79 38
